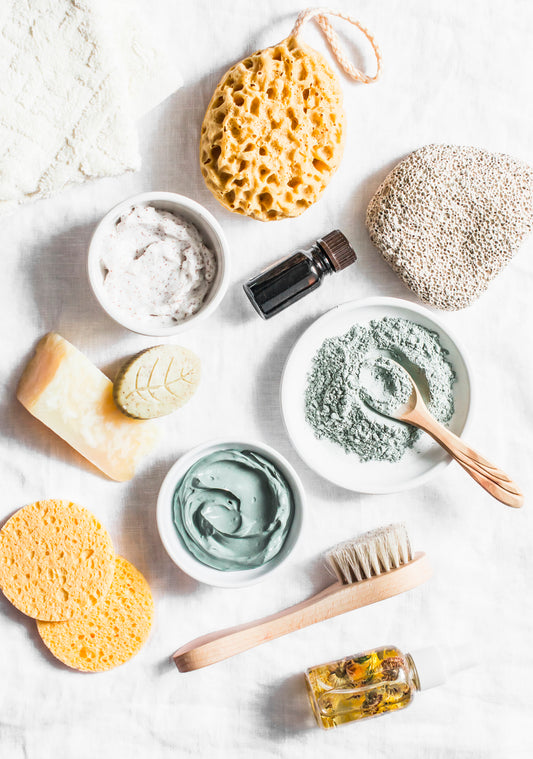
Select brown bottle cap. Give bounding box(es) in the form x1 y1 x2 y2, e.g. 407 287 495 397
317 230 357 272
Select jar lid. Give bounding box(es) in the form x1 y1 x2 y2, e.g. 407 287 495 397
317 230 357 272
409 644 478 691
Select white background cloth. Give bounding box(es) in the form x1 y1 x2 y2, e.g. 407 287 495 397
1 1 532 757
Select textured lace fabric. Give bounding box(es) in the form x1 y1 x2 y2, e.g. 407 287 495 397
0 0 182 215
0 0 141 213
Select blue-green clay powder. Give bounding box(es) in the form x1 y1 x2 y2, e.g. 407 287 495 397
172 448 294 571
305 317 456 462
358 355 415 417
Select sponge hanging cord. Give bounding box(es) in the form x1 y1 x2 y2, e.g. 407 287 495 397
290 7 382 84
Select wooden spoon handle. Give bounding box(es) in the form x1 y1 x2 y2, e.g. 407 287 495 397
173 552 431 672
408 412 523 508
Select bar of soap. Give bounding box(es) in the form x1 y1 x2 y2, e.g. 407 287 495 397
113 345 201 419
17 333 159 481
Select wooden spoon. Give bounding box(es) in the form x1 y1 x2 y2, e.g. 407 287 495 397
363 360 523 508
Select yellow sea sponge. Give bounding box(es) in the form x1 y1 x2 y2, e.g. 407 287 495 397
37 556 153 672
200 36 345 221
0 499 115 621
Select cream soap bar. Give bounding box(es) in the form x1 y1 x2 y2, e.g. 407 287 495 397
17 333 159 481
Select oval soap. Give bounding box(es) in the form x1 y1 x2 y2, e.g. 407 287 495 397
113 345 201 419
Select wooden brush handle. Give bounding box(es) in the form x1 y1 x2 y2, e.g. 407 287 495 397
173 552 431 672
406 410 523 508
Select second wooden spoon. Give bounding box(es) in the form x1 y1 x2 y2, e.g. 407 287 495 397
362 359 523 508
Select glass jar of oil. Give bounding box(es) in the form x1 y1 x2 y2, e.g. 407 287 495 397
305 643 475 729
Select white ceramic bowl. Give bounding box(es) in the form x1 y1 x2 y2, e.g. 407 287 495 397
281 297 473 494
88 191 230 336
156 439 306 588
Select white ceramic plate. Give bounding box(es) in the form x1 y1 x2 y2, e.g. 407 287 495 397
157 439 306 588
281 297 473 493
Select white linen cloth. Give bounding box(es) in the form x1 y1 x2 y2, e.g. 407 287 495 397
0 1 532 757
0 0 182 214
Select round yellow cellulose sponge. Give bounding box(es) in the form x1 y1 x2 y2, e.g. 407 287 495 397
0 499 115 621
200 36 345 221
37 556 153 672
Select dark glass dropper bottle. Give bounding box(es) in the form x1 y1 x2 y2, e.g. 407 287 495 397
243 230 357 319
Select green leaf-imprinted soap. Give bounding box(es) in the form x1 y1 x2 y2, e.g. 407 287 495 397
113 345 201 419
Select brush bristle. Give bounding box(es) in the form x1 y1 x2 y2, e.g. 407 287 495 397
326 523 413 584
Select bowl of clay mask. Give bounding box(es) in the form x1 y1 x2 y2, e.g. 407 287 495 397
157 439 306 588
281 297 473 493
88 191 230 336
